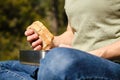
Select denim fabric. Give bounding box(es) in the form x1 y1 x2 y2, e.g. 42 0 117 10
1 48 120 80
38 47 120 80
0 61 38 80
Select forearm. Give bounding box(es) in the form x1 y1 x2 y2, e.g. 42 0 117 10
53 33 73 47
53 24 74 47
89 40 120 60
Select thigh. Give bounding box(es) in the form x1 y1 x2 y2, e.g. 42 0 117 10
38 47 120 80
0 60 38 80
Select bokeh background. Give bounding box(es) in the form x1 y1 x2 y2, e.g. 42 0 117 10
0 0 67 60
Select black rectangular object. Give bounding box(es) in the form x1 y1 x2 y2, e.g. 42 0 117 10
19 50 46 66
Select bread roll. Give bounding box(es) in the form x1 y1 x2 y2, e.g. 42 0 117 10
27 21 54 50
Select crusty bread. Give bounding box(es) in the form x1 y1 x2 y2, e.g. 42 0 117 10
27 21 54 50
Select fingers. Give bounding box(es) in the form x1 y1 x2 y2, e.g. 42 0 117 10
25 29 34 36
25 29 43 51
30 38 43 51
32 39 42 48
25 29 39 42
27 33 39 42
33 45 42 51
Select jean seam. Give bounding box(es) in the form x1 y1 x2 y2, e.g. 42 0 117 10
6 69 27 80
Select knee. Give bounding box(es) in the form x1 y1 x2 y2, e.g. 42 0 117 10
42 47 75 71
39 47 89 75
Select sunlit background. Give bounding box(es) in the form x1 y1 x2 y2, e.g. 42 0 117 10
0 0 67 60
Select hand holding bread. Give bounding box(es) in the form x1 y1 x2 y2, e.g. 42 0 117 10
25 21 54 50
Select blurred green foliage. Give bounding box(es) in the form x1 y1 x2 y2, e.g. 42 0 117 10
0 0 67 60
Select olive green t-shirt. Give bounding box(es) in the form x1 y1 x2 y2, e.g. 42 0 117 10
65 0 120 52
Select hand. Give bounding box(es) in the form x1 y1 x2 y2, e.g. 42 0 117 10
24 29 42 50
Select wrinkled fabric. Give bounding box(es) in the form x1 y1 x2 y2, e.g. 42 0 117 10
0 61 38 80
38 48 120 80
1 48 120 80
65 0 120 51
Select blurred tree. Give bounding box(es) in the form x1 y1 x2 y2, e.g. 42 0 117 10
0 0 67 60
39 0 67 34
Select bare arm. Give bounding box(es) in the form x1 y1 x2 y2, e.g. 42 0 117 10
57 25 120 60
89 40 120 60
53 24 74 47
25 23 74 50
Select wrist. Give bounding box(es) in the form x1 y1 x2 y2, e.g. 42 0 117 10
52 36 59 48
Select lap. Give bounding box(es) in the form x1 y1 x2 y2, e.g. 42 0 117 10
38 47 120 80
0 60 38 80
1 48 120 80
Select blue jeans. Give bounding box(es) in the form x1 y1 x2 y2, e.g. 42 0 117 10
0 47 120 80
